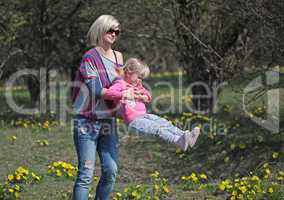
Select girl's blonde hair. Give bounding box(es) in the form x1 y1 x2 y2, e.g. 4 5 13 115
123 58 150 79
87 15 120 47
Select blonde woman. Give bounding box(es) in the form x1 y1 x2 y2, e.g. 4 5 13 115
102 58 201 152
72 15 123 200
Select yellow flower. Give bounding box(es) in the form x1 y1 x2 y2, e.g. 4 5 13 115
230 196 236 200
175 148 181 154
154 184 160 191
198 184 206 190
230 143 236 150
14 191 21 199
200 174 207 180
150 171 160 178
131 191 138 197
265 168 271 175
219 184 225 191
124 187 129 193
55 169 62 177
268 187 273 193
11 136 17 141
263 163 269 168
239 186 247 194
272 152 279 159
7 174 14 181
116 192 122 197
190 173 198 182
162 185 170 193
239 143 246 149
17 166 29 175
224 157 230 163
154 196 160 200
32 172 41 181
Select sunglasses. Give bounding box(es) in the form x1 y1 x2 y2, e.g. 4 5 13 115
106 28 120 36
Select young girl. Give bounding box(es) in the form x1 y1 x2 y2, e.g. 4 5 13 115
102 58 200 151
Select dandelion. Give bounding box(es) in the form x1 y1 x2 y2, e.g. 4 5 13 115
251 176 259 182
230 143 236 150
239 143 246 149
154 184 160 191
162 185 170 193
10 135 17 143
131 190 138 197
224 156 230 163
14 184 20 191
268 187 273 193
7 174 14 181
239 186 247 194
14 191 21 199
272 152 279 159
150 171 160 178
199 174 208 180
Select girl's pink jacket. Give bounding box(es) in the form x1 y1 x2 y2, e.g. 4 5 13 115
103 79 152 124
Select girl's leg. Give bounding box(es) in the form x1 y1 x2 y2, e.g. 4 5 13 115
128 114 181 144
145 114 185 136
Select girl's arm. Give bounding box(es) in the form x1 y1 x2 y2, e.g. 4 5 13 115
134 84 152 103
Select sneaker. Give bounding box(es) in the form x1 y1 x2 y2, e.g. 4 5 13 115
175 132 191 151
187 127 201 148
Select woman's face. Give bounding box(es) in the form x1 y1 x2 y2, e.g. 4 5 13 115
102 27 120 45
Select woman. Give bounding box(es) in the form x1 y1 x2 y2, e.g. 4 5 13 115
72 15 123 200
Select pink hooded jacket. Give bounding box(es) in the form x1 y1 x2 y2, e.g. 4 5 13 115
103 79 152 124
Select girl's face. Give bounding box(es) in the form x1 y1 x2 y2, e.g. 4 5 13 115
124 70 140 85
102 27 120 45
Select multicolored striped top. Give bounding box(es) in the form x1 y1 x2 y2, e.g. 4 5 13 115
72 48 123 119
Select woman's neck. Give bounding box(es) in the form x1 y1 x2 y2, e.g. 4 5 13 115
96 42 112 55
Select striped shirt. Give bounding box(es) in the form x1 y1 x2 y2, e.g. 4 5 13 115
72 48 122 119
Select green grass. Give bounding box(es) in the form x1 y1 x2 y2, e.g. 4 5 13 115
0 73 283 199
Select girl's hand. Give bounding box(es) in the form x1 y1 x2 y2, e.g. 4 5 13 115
122 88 134 100
135 94 150 103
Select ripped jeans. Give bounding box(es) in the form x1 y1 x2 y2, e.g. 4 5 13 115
73 116 118 200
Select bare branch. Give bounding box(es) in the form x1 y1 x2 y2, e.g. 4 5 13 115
180 22 223 60
0 48 23 79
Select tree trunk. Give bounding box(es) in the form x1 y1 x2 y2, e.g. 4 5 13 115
26 75 40 108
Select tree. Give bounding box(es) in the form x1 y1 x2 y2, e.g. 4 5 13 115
0 0 86 109
171 0 284 113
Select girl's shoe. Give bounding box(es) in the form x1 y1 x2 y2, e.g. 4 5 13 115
187 127 201 148
176 132 191 151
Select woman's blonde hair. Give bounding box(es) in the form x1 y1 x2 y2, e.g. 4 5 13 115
124 58 150 79
87 15 120 47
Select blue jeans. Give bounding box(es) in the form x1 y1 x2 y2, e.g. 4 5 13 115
73 116 118 200
128 114 184 143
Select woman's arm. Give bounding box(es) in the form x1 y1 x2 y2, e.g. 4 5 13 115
102 81 124 101
79 56 103 100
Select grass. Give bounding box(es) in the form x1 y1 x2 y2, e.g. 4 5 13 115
0 72 283 199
